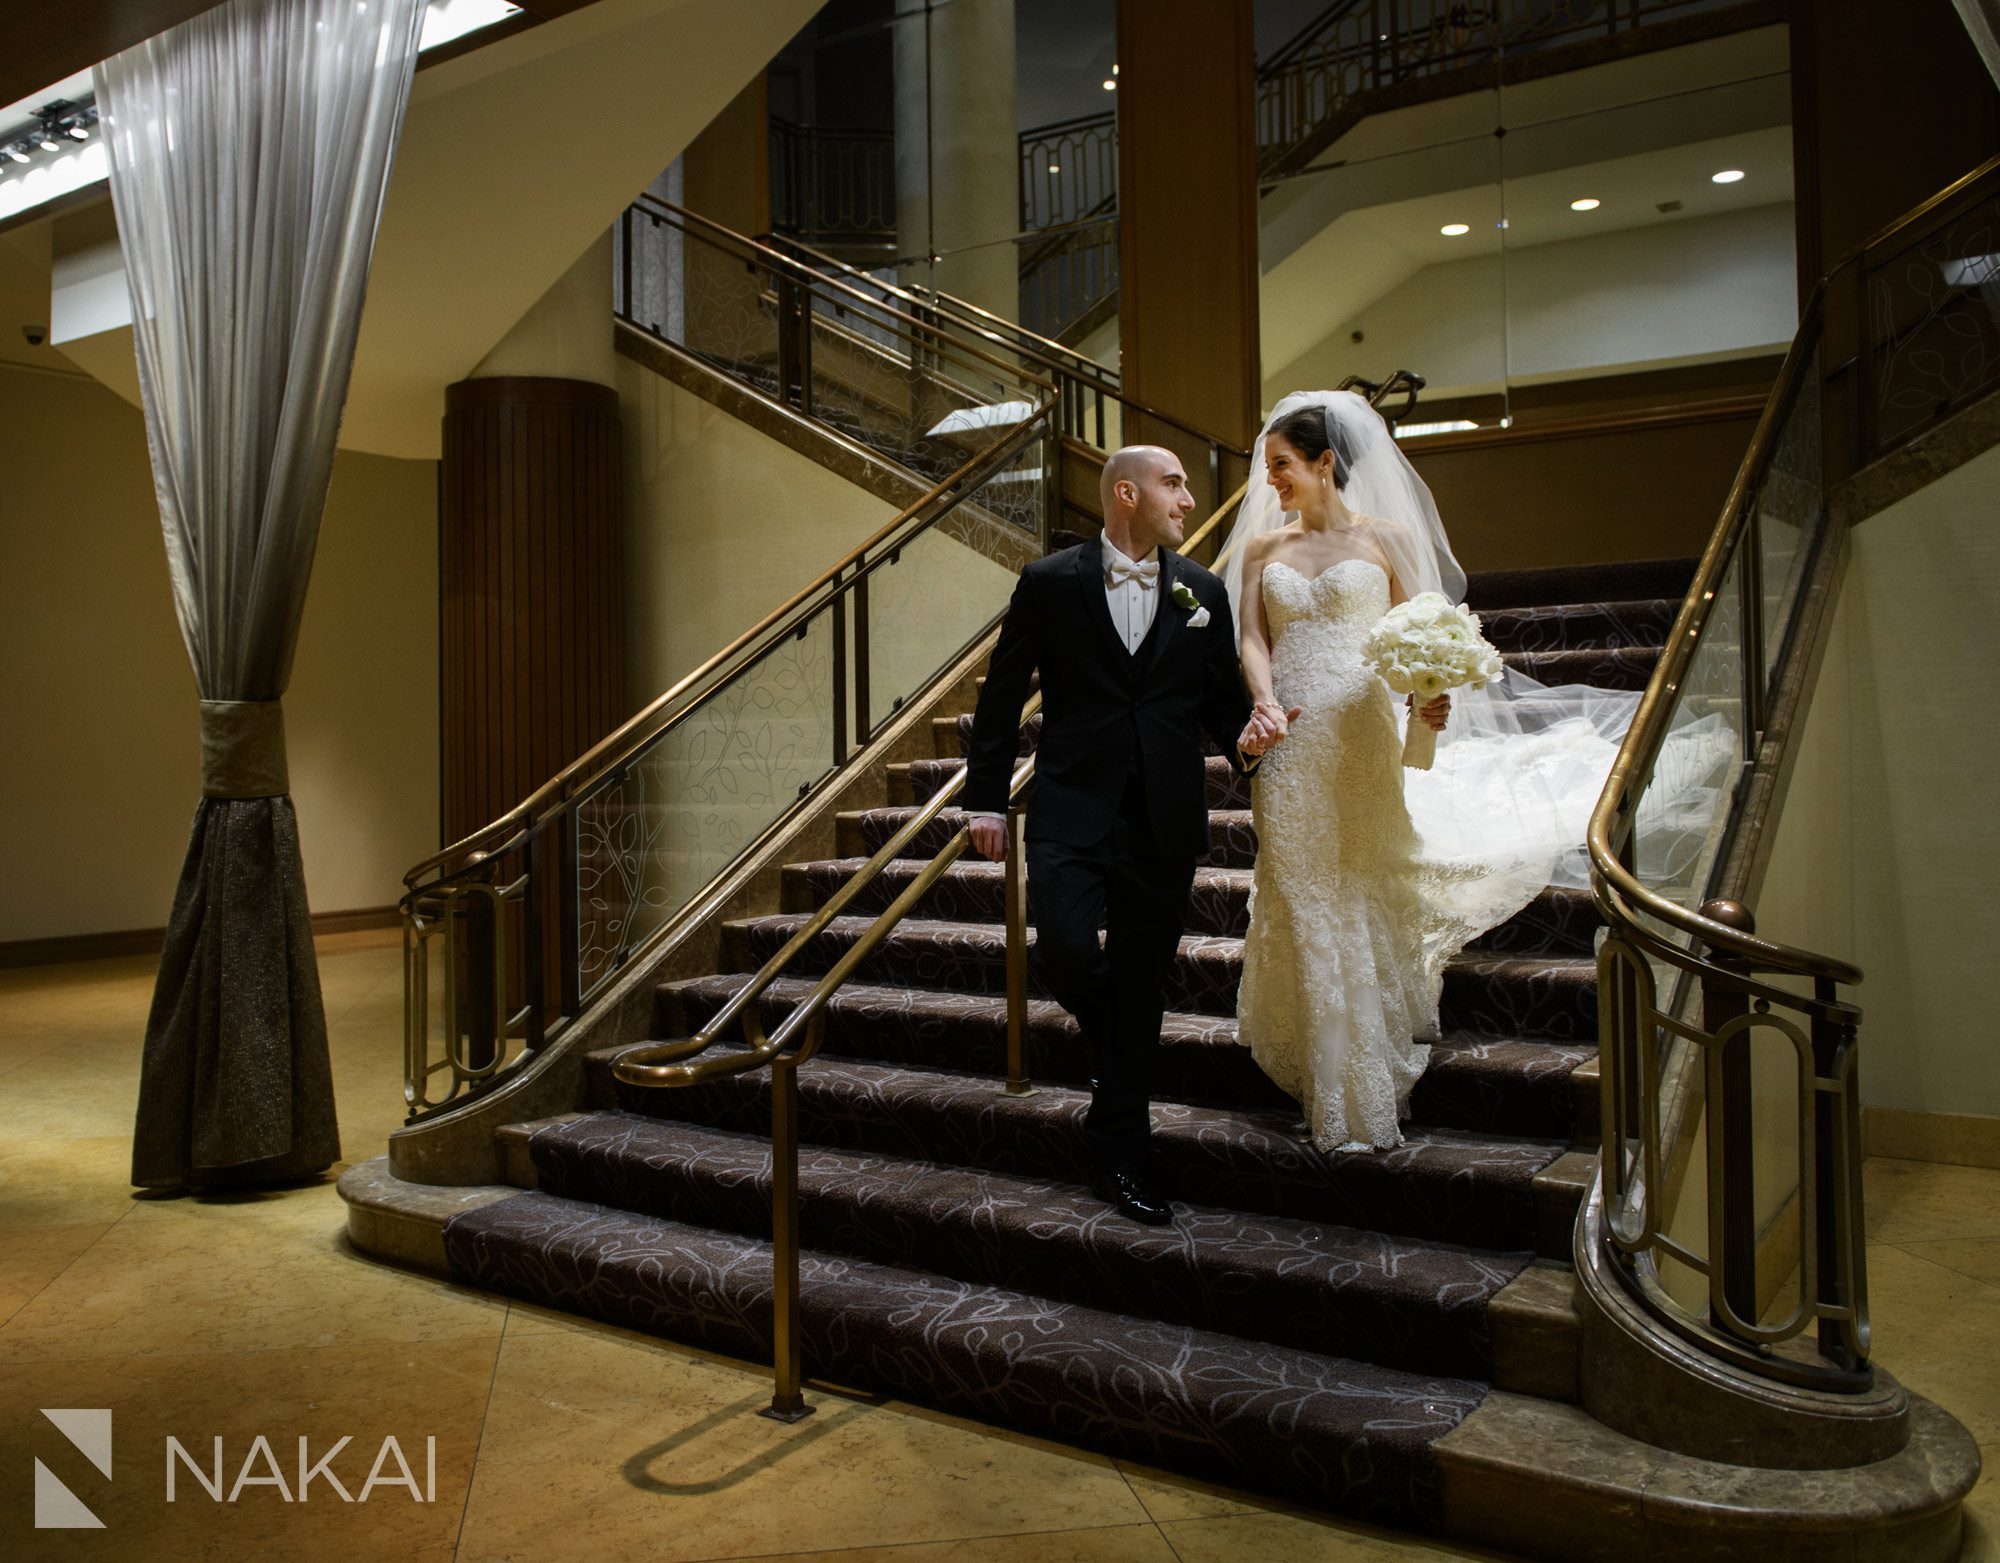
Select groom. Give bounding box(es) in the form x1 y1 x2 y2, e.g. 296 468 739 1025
965 446 1294 1224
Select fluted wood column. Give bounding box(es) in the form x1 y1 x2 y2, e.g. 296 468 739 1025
440 376 624 847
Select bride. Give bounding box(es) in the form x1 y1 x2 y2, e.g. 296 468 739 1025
1226 390 1645 1153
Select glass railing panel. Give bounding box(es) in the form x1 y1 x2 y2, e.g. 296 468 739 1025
1629 545 1749 929
862 444 1045 741
804 306 1033 490
573 610 839 1000
1754 340 1825 688
1865 176 2000 456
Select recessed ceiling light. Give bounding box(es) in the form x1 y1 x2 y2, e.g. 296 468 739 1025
1102 78 1116 90
1570 197 1601 211
1712 169 1745 184
1440 223 1470 237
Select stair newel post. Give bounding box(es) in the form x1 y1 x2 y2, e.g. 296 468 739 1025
1002 803 1036 1098
1813 978 1868 1374
1701 897 1761 1341
764 1041 815 1423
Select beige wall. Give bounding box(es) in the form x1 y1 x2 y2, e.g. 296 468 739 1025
0 362 438 942
1757 443 2000 1122
1268 204 1797 406
619 364 904 704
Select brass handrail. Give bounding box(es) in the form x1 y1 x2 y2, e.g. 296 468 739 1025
1582 334 1846 977
405 397 1056 891
1585 298 1861 984
1584 153 2000 1389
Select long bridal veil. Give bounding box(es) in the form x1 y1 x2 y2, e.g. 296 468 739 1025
1221 390 1725 918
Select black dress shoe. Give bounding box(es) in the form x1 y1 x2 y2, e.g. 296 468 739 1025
1089 1167 1174 1225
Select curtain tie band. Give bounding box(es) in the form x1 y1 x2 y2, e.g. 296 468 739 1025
200 700 289 798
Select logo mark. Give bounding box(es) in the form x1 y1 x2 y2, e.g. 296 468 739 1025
36 1409 112 1529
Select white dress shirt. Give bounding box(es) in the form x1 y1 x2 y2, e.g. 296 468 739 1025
1101 534 1162 654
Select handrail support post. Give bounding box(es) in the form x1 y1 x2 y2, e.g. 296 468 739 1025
1002 803 1035 1098
761 1055 815 1424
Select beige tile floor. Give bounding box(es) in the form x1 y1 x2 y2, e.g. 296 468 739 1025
0 940 1993 1562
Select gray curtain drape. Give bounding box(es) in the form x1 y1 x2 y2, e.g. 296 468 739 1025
98 0 426 1190
1954 1 2000 87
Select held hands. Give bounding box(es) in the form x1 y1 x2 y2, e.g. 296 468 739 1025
968 816 1008 862
1239 700 1303 758
1412 693 1451 732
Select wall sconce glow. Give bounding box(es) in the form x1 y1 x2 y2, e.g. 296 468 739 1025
1712 169 1746 184
1570 197 1601 211
1440 222 1470 236
418 0 522 51
0 139 109 222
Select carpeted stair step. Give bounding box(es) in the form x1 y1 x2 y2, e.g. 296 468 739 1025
1501 645 1661 692
779 857 1599 954
719 913 1599 1040
1477 597 1679 653
642 975 1595 1141
516 1111 1528 1379
609 1049 1569 1252
442 1189 1484 1527
937 710 1041 757
893 752 1254 810
840 805 1259 865
1463 557 1695 612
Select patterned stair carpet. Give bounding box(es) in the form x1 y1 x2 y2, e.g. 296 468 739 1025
443 555 1695 1531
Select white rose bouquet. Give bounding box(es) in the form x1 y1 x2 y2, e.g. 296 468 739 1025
1361 592 1505 770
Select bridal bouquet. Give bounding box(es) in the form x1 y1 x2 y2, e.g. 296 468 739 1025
1362 593 1505 770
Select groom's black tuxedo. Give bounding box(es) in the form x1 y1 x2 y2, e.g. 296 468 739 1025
966 541 1257 1173
965 543 1255 851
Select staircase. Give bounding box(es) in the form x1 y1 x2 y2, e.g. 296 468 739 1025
438 554 1691 1530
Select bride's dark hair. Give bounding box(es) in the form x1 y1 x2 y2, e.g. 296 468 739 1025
1268 405 1354 489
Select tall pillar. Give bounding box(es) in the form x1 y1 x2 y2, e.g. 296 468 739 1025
438 376 625 850
1114 0 1260 518
893 0 1018 317
684 73 771 237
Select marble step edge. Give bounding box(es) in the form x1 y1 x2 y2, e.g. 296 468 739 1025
337 1154 1977 1563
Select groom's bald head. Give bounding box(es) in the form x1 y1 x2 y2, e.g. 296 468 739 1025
1101 444 1195 556
1100 444 1174 516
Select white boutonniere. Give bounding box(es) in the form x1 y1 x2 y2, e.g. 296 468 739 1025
1171 581 1210 627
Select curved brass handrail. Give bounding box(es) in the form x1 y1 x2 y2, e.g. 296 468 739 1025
1584 295 1861 985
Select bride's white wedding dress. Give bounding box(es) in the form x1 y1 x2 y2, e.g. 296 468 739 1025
1240 556 1607 1153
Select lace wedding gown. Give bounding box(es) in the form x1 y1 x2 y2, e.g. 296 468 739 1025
1239 557 1564 1152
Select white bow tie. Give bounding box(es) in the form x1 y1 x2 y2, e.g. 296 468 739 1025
1106 554 1160 589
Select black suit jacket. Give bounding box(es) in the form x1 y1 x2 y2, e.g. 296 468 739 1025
965 541 1257 858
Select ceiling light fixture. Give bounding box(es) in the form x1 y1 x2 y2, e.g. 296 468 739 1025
1048 163 1059 174
1570 197 1600 211
1712 168 1745 184
1102 78 1116 90
1440 223 1470 236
